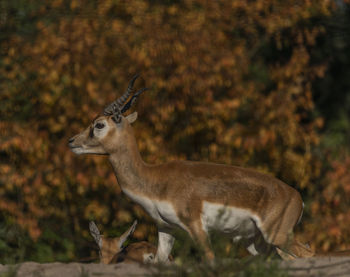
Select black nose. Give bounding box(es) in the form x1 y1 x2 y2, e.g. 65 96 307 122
68 137 75 144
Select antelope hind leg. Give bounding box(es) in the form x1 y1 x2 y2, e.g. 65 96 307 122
187 220 215 261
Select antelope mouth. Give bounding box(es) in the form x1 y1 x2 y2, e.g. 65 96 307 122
68 142 79 148
69 145 81 150
69 145 84 155
68 141 88 155
69 143 106 155
68 141 81 149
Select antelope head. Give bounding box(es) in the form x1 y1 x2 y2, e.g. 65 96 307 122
89 220 138 264
68 75 147 155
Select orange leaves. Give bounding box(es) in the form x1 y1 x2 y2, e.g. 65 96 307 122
85 201 109 222
76 172 90 188
304 155 350 252
324 157 350 204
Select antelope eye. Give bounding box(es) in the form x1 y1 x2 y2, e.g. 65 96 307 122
95 123 105 129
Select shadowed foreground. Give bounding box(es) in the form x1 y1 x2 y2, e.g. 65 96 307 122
1 257 350 277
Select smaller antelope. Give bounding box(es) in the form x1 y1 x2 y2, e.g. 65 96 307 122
89 220 158 264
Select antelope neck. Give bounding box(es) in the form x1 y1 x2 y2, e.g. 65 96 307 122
108 141 152 194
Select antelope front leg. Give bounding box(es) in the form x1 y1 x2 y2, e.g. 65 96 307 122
154 229 175 263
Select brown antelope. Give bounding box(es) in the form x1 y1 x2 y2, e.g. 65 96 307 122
69 75 313 262
89 220 158 264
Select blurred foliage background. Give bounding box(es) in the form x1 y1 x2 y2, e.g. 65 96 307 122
1 0 350 263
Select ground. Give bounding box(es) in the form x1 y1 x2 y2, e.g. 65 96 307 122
1 257 350 277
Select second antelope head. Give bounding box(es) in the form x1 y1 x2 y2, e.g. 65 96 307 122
89 220 158 264
89 220 138 264
68 75 147 155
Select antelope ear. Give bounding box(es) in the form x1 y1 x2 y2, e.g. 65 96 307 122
118 220 138 249
89 221 103 249
126 112 138 124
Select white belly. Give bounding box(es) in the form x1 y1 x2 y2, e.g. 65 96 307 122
123 189 260 239
201 201 260 239
123 189 186 229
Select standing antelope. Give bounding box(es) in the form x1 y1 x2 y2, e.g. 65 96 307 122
89 220 158 264
69 75 313 262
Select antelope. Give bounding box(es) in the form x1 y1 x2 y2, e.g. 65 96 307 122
69 75 314 263
89 220 159 264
